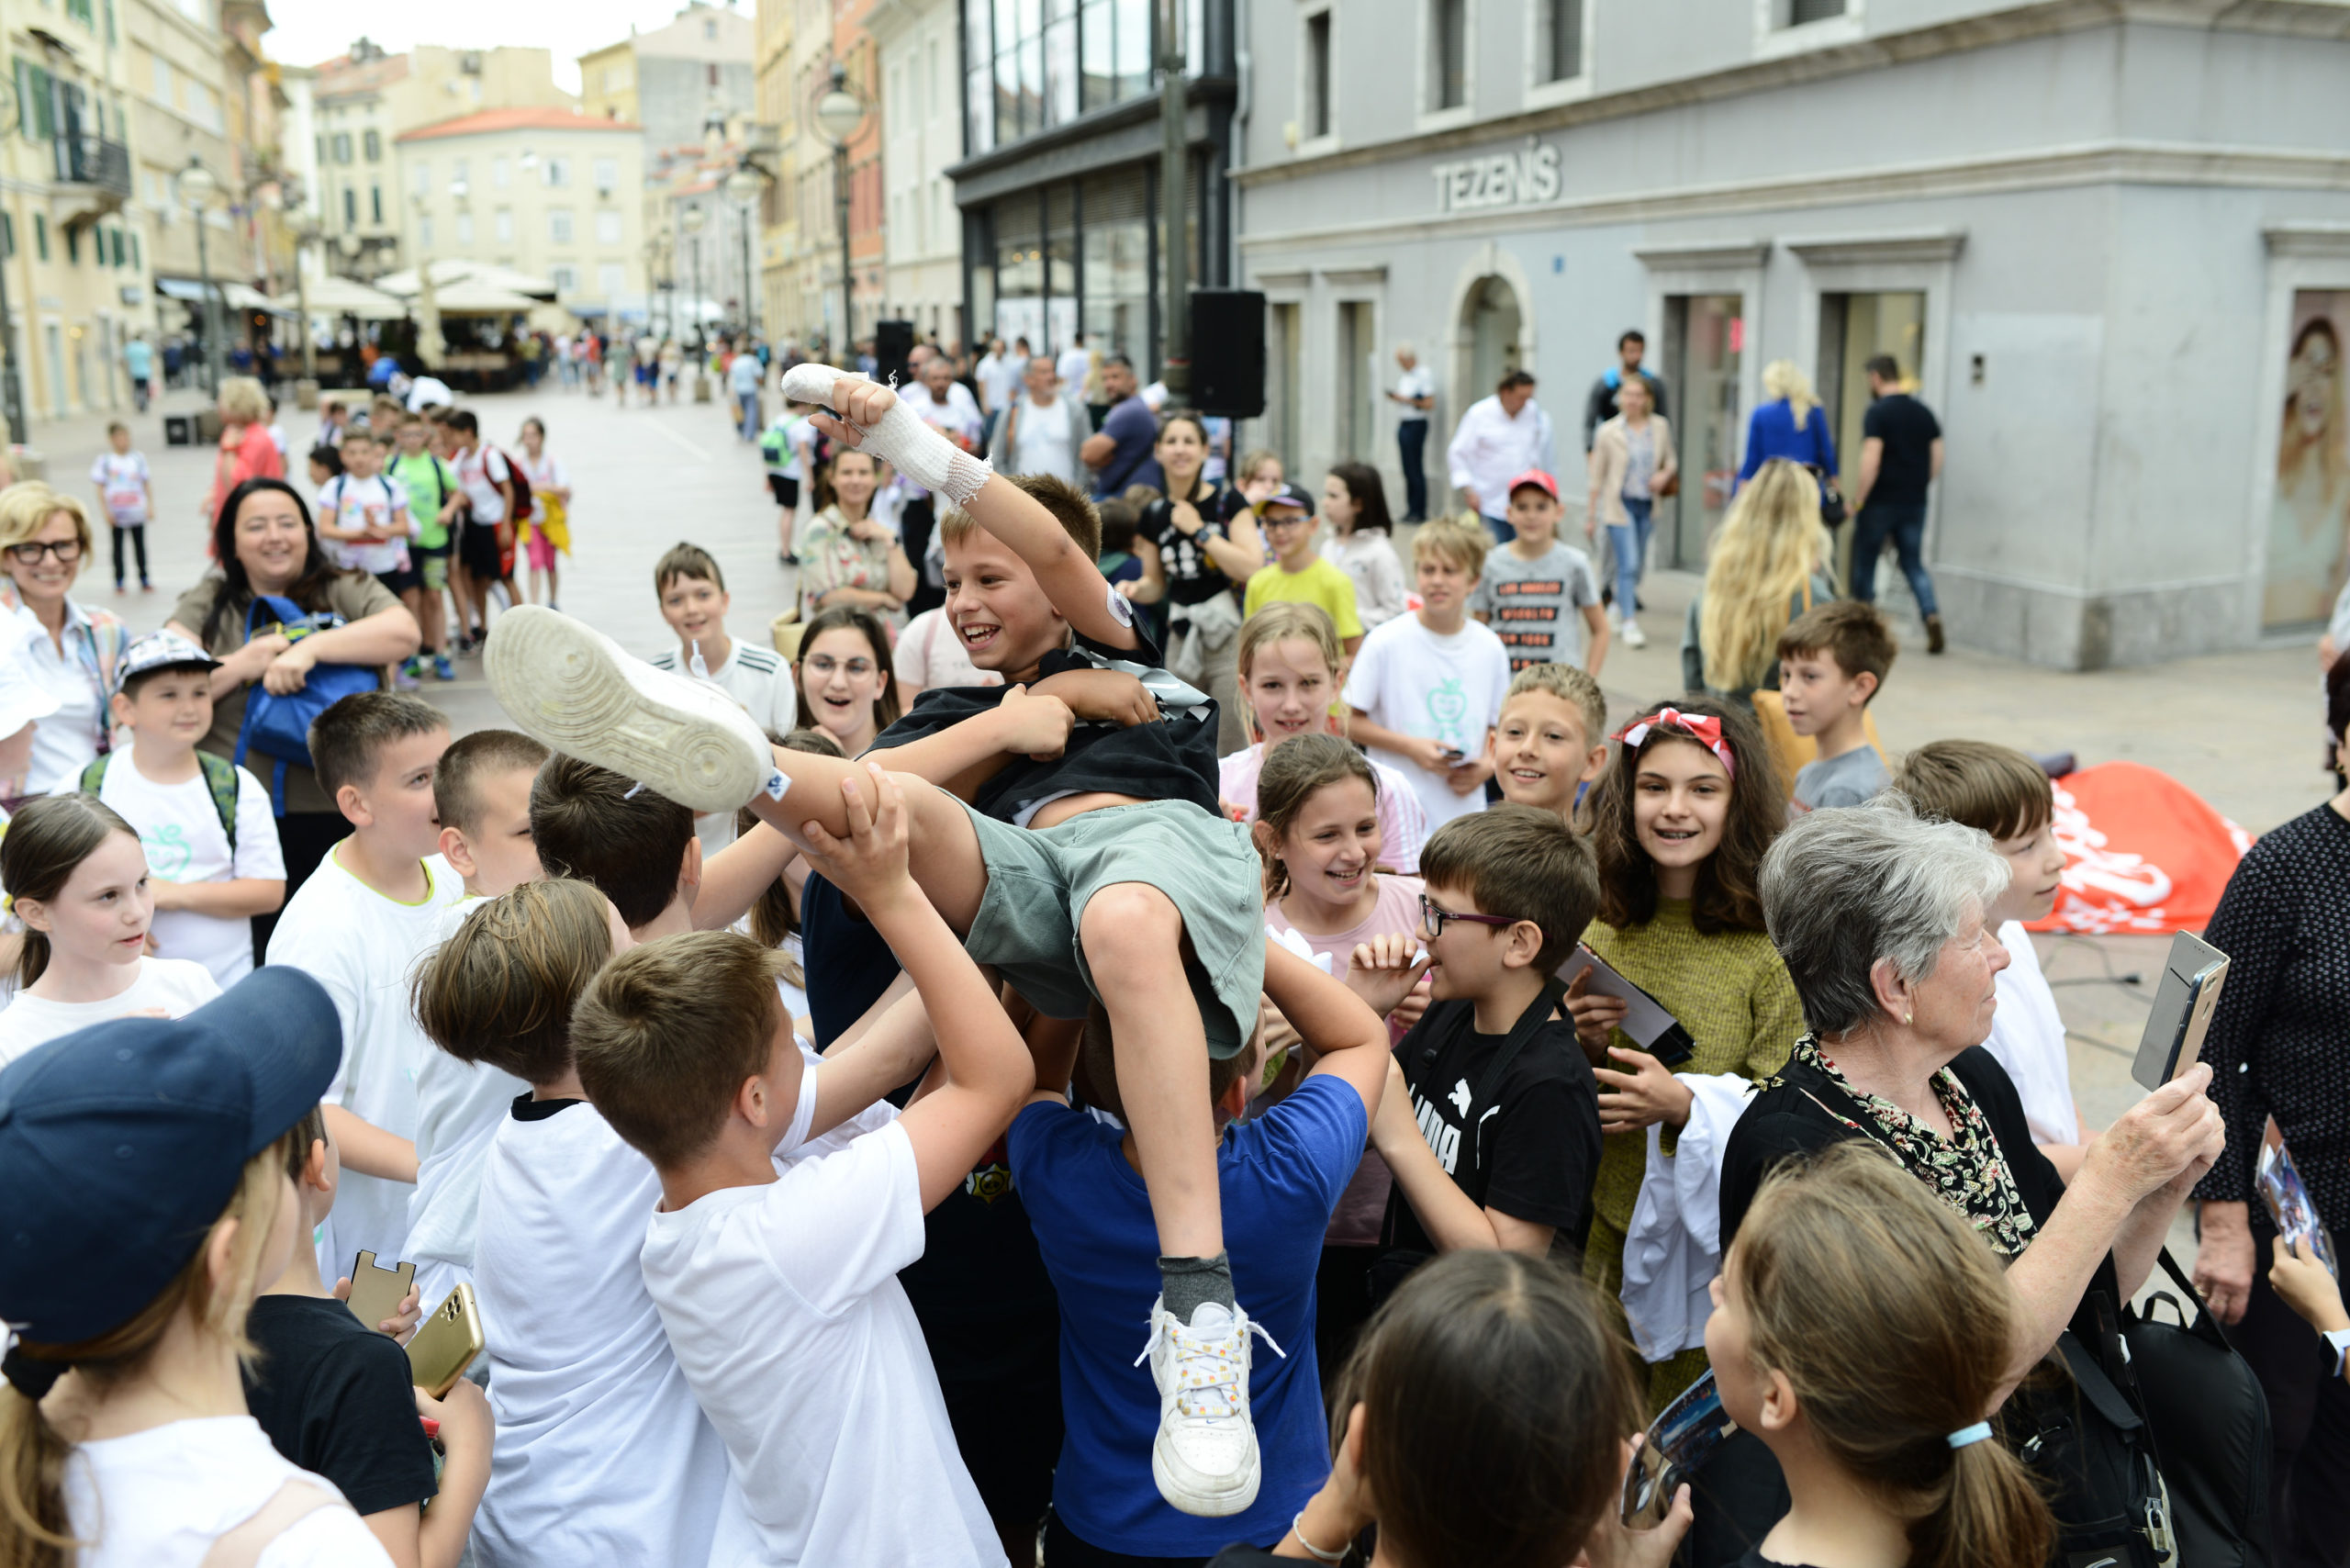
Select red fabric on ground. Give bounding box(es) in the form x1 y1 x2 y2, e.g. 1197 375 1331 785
2025 761 2254 935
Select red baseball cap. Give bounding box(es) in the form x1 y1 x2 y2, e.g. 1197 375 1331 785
1506 469 1559 501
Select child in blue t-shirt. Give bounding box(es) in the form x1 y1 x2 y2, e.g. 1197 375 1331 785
1010 941 1390 1557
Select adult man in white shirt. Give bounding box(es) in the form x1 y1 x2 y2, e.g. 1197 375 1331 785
897 355 986 617
989 354 1084 488
1057 333 1091 399
974 337 1026 446
1447 369 1553 544
1386 344 1437 521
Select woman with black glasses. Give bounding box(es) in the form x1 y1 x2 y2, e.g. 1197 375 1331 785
0 483 129 799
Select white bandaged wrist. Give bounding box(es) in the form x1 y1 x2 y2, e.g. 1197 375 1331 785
779 364 993 506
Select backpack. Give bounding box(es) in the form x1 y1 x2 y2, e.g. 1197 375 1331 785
81 751 241 852
233 594 382 816
2125 1249 2273 1565
489 446 532 522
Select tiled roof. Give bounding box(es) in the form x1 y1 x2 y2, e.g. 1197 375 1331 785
397 106 641 141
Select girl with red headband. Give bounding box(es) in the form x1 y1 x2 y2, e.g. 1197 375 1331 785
1569 695 1802 1412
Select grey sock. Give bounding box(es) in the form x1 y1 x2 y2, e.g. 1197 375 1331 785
1159 1251 1237 1324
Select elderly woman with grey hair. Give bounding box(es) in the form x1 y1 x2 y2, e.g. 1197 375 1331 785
1691 799 2228 1565
1721 798 2221 1376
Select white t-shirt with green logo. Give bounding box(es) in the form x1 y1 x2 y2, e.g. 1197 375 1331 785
84 754 284 984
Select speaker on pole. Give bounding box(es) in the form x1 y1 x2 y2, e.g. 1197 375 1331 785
874 319 916 387
1187 289 1266 418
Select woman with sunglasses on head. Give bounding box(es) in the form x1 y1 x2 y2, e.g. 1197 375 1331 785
0 484 129 801
1568 697 1802 1413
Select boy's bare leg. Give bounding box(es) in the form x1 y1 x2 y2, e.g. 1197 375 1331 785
740 752 988 934
1081 881 1223 1260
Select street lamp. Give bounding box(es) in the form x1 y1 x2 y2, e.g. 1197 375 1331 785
179 157 224 393
725 162 762 342
815 62 867 368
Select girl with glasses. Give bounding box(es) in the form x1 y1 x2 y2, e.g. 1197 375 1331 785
790 604 901 760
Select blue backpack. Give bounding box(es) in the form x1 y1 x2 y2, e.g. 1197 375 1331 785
233 593 380 816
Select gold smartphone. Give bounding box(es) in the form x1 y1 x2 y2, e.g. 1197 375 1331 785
405 1283 484 1398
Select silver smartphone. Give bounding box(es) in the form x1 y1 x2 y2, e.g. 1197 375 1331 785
2129 931 2230 1092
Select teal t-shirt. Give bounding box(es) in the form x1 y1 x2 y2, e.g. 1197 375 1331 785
386 453 457 549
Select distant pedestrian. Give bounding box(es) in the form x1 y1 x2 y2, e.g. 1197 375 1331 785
204 376 285 530
1585 374 1676 649
1682 458 1836 703
1446 369 1552 544
988 354 1085 489
1386 344 1436 521
728 344 766 443
516 416 571 610
122 333 153 412
89 422 154 594
1583 328 1668 450
1736 359 1839 518
1058 333 1091 403
1847 353 1947 653
1079 355 1162 498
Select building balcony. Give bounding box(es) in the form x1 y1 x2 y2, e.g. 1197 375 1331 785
56 133 131 196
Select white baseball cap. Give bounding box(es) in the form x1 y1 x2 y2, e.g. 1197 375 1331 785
0 641 59 741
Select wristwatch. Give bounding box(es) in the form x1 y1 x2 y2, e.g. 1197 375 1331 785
2321 1327 2350 1381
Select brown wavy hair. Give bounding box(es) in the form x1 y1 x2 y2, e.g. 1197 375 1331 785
1588 695 1783 934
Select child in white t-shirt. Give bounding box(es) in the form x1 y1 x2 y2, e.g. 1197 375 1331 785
570 770 1035 1568
648 541 791 858
0 792 220 1066
314 426 416 594
264 693 465 1277
1343 519 1512 831
403 729 551 1308
88 421 153 593
76 631 285 985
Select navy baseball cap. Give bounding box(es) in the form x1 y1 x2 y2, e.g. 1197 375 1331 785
0 968 341 1348
1256 482 1315 516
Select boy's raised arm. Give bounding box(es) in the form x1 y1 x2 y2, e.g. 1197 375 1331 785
783 365 1140 653
795 764 1032 1211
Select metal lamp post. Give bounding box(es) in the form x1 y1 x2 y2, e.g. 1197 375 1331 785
180 158 224 393
725 163 762 342
1158 0 1188 400
815 64 867 368
683 204 706 352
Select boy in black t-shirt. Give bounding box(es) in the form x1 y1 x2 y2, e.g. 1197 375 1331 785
242 1107 491 1568
485 369 1274 1518
1347 805 1604 1270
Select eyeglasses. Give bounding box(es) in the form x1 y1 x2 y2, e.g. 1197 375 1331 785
804 655 876 678
9 539 81 566
1420 893 1519 939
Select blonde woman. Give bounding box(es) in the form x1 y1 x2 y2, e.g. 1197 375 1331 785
1586 375 1676 648
0 483 128 795
2271 316 2350 624
1681 458 1834 700
1737 358 1837 497
206 375 285 528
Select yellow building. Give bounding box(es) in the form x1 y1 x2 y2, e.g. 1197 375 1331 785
753 0 793 342
577 38 638 128
397 107 645 320
309 42 403 279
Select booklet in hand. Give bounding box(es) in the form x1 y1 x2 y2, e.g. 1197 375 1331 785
2258 1115 2339 1280
1558 943 1695 1067
1620 1367 1735 1526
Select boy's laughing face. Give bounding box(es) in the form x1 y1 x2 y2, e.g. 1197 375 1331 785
942 530 1069 678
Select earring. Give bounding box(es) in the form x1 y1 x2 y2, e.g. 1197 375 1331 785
1904 1012 1914 1025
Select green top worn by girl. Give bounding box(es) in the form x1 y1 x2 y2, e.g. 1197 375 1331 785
1584 899 1801 1238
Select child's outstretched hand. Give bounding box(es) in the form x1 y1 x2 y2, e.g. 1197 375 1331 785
806 375 901 451
1344 932 1432 1022
2270 1234 2350 1337
798 762 914 911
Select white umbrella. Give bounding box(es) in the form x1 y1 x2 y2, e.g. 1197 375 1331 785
431 279 542 314
374 258 557 301
266 274 406 320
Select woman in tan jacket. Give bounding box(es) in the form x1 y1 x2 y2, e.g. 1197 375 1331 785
1585 375 1674 647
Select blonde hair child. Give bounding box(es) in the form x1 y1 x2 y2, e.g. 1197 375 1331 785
1218 603 1428 875
1710 1143 2054 1568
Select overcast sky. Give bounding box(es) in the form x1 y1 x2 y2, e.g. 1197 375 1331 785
263 0 718 94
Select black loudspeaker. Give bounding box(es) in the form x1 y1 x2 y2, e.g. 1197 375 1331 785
874 319 916 387
1188 289 1266 418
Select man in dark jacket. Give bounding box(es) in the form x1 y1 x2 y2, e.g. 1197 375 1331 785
1583 329 1669 450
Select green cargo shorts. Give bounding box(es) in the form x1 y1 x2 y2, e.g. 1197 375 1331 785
959 799 1265 1059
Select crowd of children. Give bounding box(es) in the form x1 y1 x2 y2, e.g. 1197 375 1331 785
8 364 2336 1568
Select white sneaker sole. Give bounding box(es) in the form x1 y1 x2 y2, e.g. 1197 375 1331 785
1152 1435 1260 1518
484 605 773 814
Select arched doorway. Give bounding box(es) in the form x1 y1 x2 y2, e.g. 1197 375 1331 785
1461 275 1522 404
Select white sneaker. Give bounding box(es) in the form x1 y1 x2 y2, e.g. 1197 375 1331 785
1139 1295 1281 1518
1621 618 1648 649
483 605 776 814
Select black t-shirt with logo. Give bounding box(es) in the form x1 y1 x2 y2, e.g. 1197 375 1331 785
870 619 1221 821
241 1294 439 1518
1384 997 1602 1257
1860 393 1942 507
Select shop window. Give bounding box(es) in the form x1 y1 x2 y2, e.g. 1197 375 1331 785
1304 11 1331 140
1430 0 1467 110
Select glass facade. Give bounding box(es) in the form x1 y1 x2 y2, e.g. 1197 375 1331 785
965 0 1190 155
